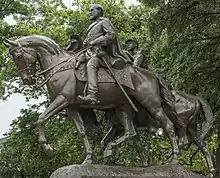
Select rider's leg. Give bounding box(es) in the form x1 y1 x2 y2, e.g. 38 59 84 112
77 56 101 104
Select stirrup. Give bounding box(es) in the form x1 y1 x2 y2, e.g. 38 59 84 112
77 95 99 104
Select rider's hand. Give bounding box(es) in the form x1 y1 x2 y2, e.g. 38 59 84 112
89 41 95 46
75 61 81 69
96 52 106 58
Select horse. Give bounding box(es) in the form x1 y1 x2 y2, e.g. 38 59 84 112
4 34 181 165
101 90 215 176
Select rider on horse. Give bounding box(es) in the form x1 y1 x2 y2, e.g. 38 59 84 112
125 38 148 69
75 4 131 104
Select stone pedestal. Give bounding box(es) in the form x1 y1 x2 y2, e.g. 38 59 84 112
50 164 205 178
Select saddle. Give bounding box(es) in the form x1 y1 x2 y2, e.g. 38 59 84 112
75 63 135 90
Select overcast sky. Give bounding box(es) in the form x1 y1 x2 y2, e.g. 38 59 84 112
0 0 138 138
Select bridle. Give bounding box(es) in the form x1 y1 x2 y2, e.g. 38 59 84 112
11 41 37 77
12 41 92 87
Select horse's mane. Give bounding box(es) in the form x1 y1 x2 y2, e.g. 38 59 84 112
16 35 64 55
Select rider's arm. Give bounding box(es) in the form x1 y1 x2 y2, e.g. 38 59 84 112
133 51 144 67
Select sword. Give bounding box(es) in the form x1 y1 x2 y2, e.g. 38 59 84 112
101 56 138 112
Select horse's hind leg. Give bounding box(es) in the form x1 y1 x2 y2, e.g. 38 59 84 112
188 127 215 177
100 109 118 151
133 132 148 167
155 109 179 164
37 95 69 152
136 97 179 164
66 107 93 165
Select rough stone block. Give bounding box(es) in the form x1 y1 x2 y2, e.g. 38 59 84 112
50 164 205 178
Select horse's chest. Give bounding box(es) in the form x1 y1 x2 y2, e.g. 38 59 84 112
48 71 74 93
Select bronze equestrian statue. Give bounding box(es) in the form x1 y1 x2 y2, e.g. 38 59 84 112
4 31 182 165
4 3 213 175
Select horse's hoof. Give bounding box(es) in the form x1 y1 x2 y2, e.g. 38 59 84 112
39 138 47 144
82 159 92 165
170 159 179 165
104 148 113 158
43 144 53 155
142 162 148 167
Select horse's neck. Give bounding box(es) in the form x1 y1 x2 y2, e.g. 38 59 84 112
37 50 67 71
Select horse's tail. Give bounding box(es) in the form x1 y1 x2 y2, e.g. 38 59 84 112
198 98 214 140
157 76 184 128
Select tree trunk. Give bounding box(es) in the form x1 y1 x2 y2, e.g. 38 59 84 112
215 129 220 177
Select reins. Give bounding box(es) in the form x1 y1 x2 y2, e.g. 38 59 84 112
35 45 92 87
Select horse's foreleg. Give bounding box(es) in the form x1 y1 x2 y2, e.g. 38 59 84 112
100 126 117 152
37 95 69 152
104 105 136 157
66 107 93 165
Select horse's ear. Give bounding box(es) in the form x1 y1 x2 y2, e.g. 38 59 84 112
3 39 18 47
3 41 10 48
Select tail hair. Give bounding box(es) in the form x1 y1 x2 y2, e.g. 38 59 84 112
199 98 214 139
157 76 184 128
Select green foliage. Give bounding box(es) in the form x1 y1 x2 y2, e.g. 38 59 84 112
141 0 220 175
0 0 219 177
0 108 85 177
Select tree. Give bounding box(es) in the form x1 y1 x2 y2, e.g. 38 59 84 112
0 108 86 177
140 0 220 176
0 0 155 176
0 0 33 97
0 0 217 176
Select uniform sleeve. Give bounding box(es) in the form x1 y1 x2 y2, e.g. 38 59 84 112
133 51 144 67
92 19 116 46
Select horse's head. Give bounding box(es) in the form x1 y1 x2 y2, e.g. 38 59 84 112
4 39 38 85
4 35 67 85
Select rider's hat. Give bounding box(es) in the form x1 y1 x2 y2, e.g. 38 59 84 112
69 34 82 42
66 34 83 51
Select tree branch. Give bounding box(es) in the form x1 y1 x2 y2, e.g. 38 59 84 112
2 0 15 13
178 35 220 44
200 12 220 15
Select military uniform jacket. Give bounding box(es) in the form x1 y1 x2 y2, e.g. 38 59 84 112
125 50 148 69
84 17 130 63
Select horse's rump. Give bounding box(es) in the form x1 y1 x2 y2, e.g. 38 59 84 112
134 66 184 128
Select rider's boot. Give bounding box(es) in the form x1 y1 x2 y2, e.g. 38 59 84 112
77 61 99 104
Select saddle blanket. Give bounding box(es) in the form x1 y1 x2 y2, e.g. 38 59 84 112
75 64 135 90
